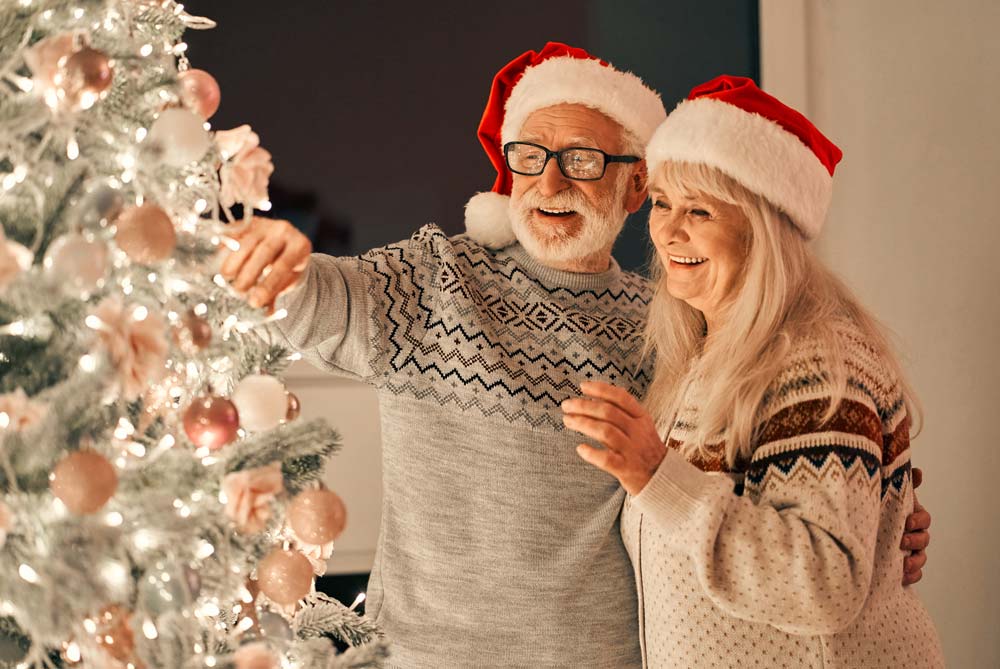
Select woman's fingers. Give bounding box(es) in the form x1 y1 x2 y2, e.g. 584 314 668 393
576 443 626 478
579 380 644 417
561 397 634 430
901 530 930 552
562 413 630 452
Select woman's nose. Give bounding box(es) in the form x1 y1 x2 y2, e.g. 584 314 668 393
652 213 690 248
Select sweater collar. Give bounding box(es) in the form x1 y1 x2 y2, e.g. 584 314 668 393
505 243 622 291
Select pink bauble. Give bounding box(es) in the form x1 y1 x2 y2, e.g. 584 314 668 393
63 47 113 93
60 47 113 110
114 204 176 264
43 232 109 296
92 605 137 664
256 548 313 606
147 108 211 167
182 395 240 451
50 450 118 515
233 642 277 669
178 69 221 120
287 489 346 545
284 392 300 422
23 33 76 92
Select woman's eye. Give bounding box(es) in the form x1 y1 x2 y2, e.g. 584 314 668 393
653 200 671 210
690 208 711 218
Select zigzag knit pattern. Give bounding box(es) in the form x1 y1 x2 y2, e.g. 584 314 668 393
623 321 944 668
666 322 912 500
356 225 652 428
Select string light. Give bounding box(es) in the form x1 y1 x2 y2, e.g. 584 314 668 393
195 540 215 559
18 564 39 584
79 354 97 372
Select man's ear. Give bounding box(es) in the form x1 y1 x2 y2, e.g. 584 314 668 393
624 160 648 214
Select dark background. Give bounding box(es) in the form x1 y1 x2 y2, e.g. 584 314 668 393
186 0 758 273
185 0 758 613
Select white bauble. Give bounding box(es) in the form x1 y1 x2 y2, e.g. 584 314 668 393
43 232 109 296
231 374 287 432
146 108 211 167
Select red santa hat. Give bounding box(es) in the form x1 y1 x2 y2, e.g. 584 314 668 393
645 75 843 239
465 42 665 249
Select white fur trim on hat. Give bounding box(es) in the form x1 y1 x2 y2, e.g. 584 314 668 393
464 191 515 249
646 97 833 238
501 57 666 148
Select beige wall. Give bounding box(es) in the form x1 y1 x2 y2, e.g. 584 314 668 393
761 1 1000 666
283 361 383 575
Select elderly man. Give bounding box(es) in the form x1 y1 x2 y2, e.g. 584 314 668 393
222 43 930 668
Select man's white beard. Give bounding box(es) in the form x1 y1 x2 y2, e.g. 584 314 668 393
508 170 630 267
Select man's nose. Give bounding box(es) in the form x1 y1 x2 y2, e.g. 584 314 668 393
536 157 570 197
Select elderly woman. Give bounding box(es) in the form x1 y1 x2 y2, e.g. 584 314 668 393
561 76 944 667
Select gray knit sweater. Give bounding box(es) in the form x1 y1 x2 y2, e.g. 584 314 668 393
273 224 652 668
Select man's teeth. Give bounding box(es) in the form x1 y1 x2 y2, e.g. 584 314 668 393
669 255 708 265
539 208 574 215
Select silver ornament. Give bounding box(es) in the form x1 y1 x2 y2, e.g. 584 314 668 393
258 611 293 640
75 183 125 228
145 108 211 168
43 232 109 297
137 564 189 616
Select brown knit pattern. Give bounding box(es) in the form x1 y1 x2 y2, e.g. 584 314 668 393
622 322 944 668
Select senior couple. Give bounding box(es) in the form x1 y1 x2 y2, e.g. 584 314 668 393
223 43 943 668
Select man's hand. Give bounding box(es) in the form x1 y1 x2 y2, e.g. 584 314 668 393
901 467 931 586
220 217 312 310
561 381 667 496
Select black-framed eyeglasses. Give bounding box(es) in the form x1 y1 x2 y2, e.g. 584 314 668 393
503 141 640 181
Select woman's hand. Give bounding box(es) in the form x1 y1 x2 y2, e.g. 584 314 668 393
561 380 667 496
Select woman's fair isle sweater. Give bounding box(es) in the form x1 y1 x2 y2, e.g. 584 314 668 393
621 323 944 668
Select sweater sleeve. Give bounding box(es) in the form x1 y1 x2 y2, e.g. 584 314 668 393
269 224 447 383
632 369 898 636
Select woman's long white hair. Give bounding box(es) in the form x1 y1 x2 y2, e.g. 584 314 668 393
643 161 922 468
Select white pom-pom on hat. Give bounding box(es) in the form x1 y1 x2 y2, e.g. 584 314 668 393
464 192 515 250
464 42 665 249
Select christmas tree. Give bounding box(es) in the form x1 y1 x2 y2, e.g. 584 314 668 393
0 1 387 667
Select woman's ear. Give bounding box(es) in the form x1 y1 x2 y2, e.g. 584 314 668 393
625 160 649 214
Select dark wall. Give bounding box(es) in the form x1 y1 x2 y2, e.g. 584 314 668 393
186 0 757 271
